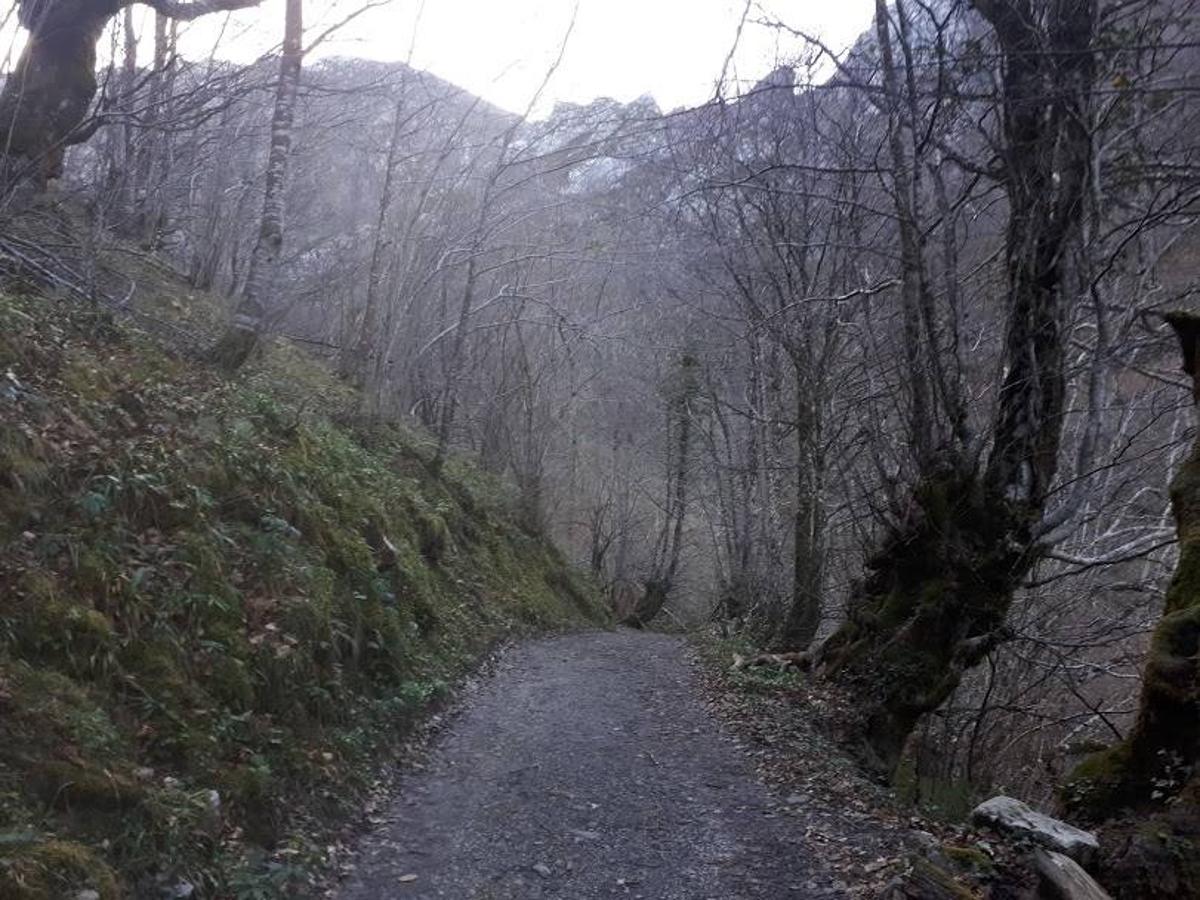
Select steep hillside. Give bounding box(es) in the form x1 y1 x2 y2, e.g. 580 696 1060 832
0 286 605 898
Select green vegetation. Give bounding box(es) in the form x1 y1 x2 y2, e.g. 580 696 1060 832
0 291 605 897
892 758 978 823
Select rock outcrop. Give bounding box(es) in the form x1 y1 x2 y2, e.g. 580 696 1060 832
971 797 1099 864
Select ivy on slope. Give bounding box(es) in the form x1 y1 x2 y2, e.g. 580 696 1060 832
0 292 605 898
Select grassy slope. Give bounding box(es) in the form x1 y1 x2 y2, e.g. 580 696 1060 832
0 289 606 898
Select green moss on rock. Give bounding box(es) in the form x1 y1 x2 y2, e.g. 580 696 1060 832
30 762 143 812
942 844 995 873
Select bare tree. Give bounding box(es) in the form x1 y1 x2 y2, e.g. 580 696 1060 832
209 0 302 369
815 0 1100 776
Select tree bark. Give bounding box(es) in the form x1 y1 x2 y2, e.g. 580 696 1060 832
816 0 1097 777
343 98 406 386
873 0 933 462
0 0 259 184
209 0 302 370
1067 313 1200 808
777 367 823 650
1060 312 1200 897
623 354 698 627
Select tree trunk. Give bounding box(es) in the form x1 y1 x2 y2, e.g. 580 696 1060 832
0 0 259 186
430 255 478 472
777 370 823 650
1060 312 1200 897
1072 317 1200 801
0 1 114 184
343 98 405 385
816 0 1097 777
210 0 302 370
134 13 174 246
623 354 698 627
873 0 933 462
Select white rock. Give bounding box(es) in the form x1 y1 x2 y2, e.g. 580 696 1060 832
971 796 1099 863
75 891 101 900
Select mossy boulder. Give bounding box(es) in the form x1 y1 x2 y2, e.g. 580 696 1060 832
415 511 452 564
1093 806 1200 900
30 761 143 812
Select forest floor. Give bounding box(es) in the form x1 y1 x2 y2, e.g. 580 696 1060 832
332 630 933 900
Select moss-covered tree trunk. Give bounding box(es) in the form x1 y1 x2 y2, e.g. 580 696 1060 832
0 0 258 185
816 461 1023 773
1064 329 1200 819
816 0 1097 777
0 1 115 184
1060 314 1200 896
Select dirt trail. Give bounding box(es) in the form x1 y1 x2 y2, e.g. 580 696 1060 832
336 630 847 899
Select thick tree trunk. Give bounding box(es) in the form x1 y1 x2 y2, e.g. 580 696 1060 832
0 0 259 185
0 1 115 183
210 0 302 370
1061 312 1200 897
816 461 1022 772
1067 317 1200 802
816 0 1097 777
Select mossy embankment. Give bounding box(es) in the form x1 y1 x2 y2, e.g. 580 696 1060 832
0 289 606 897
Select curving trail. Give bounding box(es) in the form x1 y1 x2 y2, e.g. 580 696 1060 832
337 630 845 899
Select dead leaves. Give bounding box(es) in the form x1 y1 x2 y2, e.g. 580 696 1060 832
693 640 937 898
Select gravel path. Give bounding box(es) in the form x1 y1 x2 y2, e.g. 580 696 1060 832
337 630 846 899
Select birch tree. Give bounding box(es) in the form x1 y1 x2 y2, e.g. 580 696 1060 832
210 0 303 369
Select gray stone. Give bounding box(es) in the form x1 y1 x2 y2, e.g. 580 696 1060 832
971 796 1098 863
1032 849 1113 900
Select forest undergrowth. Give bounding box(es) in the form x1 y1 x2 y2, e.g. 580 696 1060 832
691 634 1054 899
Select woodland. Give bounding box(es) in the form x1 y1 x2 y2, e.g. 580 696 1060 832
0 0 1199 897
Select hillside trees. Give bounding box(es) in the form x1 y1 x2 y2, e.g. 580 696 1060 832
670 71 870 648
900 0 1200 806
17 0 1200 823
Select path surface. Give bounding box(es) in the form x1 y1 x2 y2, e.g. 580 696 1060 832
337 630 845 899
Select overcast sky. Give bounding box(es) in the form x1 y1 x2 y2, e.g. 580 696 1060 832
4 0 873 114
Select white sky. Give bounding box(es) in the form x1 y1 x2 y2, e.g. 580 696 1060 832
4 0 873 114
